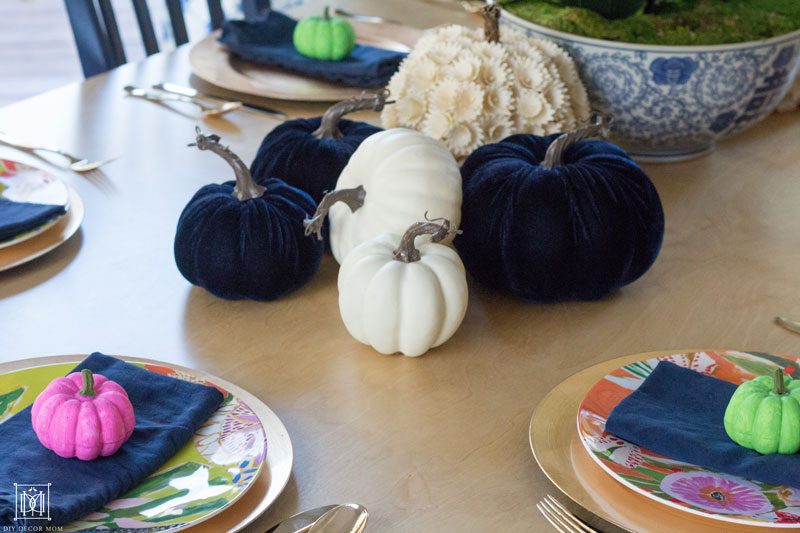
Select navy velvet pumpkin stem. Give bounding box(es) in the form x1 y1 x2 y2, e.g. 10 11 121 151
393 218 453 263
541 114 612 168
303 185 366 240
189 127 266 201
312 89 391 140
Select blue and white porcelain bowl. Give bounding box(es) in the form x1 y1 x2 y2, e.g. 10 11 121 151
502 9 800 162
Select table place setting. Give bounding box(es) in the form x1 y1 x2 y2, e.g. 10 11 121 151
2 0 800 531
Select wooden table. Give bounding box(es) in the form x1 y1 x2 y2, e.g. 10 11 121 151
1 1 799 531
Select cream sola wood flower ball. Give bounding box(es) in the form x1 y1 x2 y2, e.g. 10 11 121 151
381 5 590 159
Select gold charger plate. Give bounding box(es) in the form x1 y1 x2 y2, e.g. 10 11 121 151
529 349 777 533
0 355 293 532
189 22 421 102
0 186 83 272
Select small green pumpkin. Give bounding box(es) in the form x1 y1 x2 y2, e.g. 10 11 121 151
724 368 800 455
293 7 356 61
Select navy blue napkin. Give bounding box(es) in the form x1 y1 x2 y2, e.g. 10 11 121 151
0 353 224 528
0 200 65 242
219 11 406 88
606 361 800 487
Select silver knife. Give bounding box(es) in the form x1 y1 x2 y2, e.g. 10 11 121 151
777 316 800 335
265 505 337 533
154 82 287 119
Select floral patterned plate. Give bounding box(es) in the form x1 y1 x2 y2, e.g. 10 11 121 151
0 359 272 532
578 350 800 527
0 158 70 249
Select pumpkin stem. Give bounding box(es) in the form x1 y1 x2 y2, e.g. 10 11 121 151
393 215 453 263
312 90 392 140
482 4 501 44
303 185 366 240
323 5 330 20
541 114 613 169
188 126 266 201
79 369 96 397
774 367 787 395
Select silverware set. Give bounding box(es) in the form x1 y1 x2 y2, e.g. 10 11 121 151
537 495 598 533
0 132 117 173
265 503 368 533
124 83 287 120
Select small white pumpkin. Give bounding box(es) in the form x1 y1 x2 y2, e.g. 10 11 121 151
304 128 462 264
338 218 468 357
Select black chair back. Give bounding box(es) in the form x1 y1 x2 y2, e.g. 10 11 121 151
64 0 231 77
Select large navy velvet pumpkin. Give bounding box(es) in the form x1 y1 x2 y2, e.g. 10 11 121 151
175 128 323 301
250 91 388 204
455 118 664 302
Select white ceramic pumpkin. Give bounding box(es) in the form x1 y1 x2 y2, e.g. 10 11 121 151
338 219 468 357
304 128 462 264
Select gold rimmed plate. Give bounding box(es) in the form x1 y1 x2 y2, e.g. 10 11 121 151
529 350 781 532
0 186 83 272
0 158 70 249
189 22 421 102
0 355 293 532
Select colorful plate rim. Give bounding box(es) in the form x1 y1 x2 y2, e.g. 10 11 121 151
577 350 800 528
0 355 293 532
0 186 83 272
0 159 70 249
189 22 420 102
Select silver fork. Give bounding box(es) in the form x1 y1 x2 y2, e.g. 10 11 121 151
124 85 242 118
537 495 598 533
0 132 117 173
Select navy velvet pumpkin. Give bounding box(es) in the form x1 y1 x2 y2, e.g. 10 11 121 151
251 117 381 203
250 91 388 204
175 129 323 301
455 133 664 302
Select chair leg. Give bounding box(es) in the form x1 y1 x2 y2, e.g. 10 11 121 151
63 0 116 77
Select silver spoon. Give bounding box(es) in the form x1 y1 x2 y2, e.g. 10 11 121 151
776 316 800 335
124 85 242 118
265 505 337 533
308 503 368 533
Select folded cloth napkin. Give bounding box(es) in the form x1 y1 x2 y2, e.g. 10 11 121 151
606 361 800 488
219 11 406 88
0 353 224 528
0 200 66 242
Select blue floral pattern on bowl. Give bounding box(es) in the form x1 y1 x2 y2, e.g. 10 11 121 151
501 10 800 161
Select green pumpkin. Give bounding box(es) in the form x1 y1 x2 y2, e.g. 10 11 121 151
724 368 800 455
555 0 647 19
293 7 356 61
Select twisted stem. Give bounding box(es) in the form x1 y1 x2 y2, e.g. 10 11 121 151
541 114 613 168
303 185 366 240
393 217 453 263
312 90 391 140
482 4 501 44
189 126 266 201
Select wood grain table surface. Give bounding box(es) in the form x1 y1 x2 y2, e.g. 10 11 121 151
1 1 799 531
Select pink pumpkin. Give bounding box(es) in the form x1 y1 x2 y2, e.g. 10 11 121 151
31 369 135 460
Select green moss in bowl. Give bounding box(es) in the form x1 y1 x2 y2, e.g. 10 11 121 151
502 0 800 46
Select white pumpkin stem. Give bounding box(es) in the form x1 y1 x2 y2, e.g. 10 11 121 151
393 217 453 263
79 369 96 397
188 126 266 202
541 114 613 168
312 89 392 140
774 367 787 395
482 4 501 44
303 185 366 240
